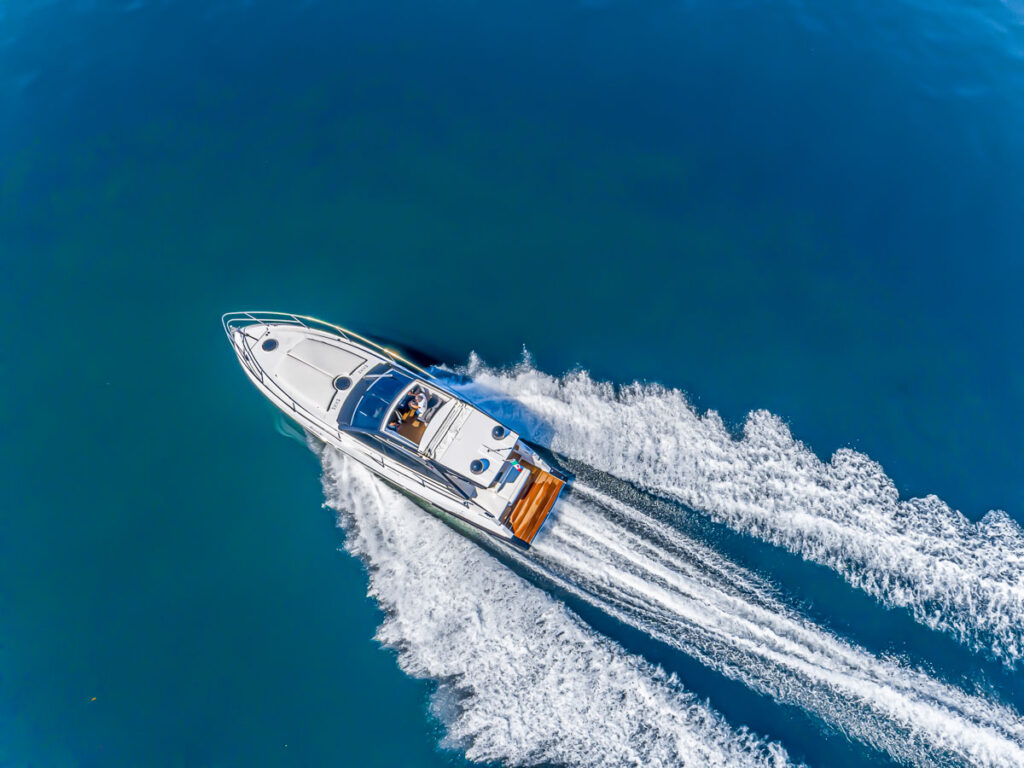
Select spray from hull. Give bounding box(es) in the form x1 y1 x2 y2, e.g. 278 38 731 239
319 448 792 768
453 358 1024 669
516 485 1024 767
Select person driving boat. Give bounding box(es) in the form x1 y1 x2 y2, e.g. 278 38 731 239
392 387 428 427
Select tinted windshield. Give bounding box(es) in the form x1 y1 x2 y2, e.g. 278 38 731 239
348 368 414 431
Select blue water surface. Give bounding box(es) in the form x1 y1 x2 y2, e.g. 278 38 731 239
2 0 1022 766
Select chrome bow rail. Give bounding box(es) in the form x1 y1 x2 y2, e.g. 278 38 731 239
222 310 435 432
222 311 465 502
222 311 432 376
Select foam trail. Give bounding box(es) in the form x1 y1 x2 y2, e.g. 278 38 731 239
318 448 792 768
454 358 1024 668
509 486 1024 767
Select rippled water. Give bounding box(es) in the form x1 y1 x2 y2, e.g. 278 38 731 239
2 0 1022 766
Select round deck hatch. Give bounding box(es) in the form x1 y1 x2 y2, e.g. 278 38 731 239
470 459 489 474
333 376 352 391
261 338 278 351
491 426 506 440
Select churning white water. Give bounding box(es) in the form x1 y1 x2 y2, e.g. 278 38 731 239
319 443 1024 767
451 357 1024 669
312 357 1024 767
516 485 1024 767
319 449 793 768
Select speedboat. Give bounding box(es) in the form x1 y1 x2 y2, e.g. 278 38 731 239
223 312 565 547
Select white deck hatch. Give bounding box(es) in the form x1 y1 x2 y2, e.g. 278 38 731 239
289 339 365 377
274 356 336 410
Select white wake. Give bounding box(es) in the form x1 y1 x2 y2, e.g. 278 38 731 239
452 357 1024 669
318 448 793 768
516 485 1024 767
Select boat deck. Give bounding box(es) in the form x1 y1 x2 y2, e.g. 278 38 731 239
393 418 427 444
506 463 564 544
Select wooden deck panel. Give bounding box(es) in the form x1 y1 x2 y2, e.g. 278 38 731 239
394 418 427 445
507 464 564 544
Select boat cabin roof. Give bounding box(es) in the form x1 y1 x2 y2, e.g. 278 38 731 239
336 363 449 442
337 363 413 431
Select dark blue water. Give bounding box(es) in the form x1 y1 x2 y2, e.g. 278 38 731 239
2 1 1022 765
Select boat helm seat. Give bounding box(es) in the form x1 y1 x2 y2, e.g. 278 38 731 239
423 394 444 422
394 388 444 426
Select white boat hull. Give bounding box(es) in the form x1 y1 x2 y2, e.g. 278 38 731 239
223 312 564 547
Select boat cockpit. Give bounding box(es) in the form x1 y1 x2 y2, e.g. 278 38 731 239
387 384 447 445
336 363 450 449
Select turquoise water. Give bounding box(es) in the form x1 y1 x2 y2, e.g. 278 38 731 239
2 0 1023 766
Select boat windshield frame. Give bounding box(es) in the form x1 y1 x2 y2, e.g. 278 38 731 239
337 363 415 432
